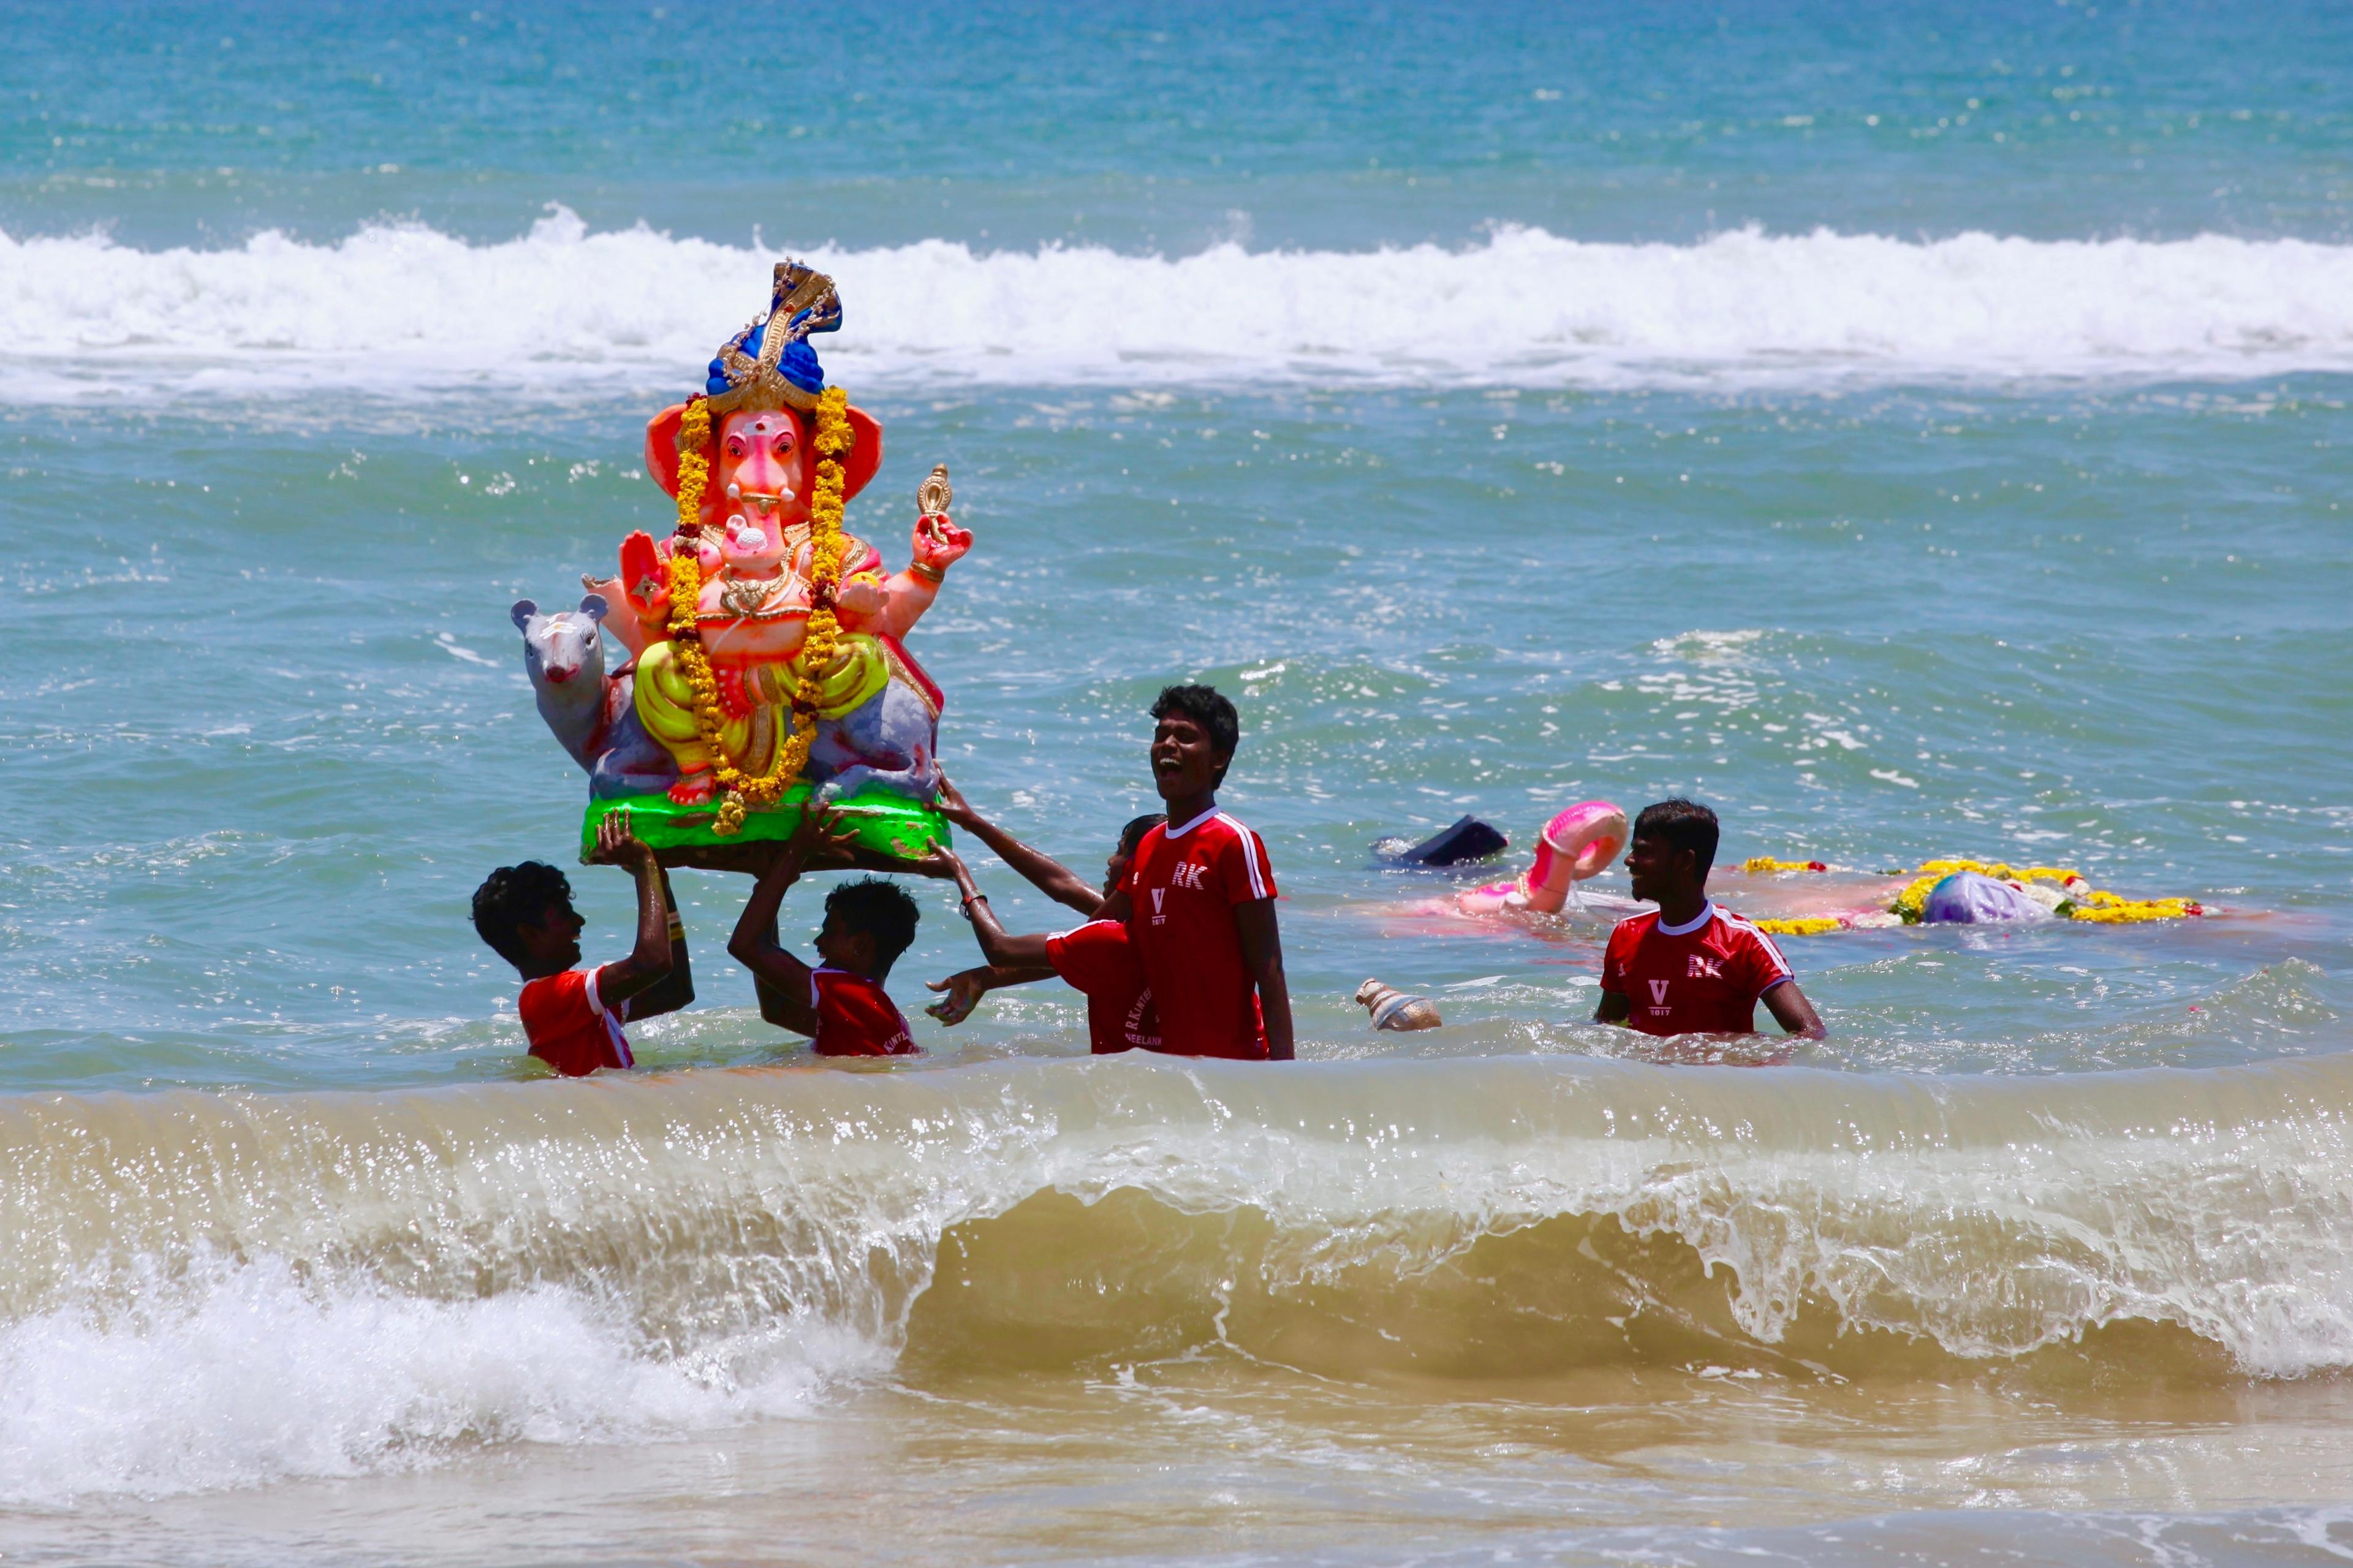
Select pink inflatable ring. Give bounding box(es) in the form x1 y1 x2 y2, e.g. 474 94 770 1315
1457 801 1629 916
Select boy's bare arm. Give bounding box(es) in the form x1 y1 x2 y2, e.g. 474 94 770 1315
590 809 675 1010
1594 990 1633 1025
726 808 854 1037
923 963 1057 1025
930 847 1057 969
1233 898 1295 1061
743 916 806 1030
1762 979 1827 1038
935 775 1103 915
627 867 697 1020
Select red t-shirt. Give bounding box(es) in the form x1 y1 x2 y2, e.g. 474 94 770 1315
1045 919 1162 1054
1601 903 1793 1037
810 968 917 1057
518 964 635 1077
1123 808 1278 1059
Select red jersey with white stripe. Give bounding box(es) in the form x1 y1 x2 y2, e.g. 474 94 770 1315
518 964 634 1077
1123 807 1277 1059
810 968 917 1057
1045 919 1161 1054
1601 903 1793 1037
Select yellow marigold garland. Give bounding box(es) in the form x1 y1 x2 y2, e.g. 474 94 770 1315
1889 873 1946 923
2068 890 2202 924
674 396 712 534
1752 915 1844 936
1743 857 1830 874
1914 858 2083 885
659 387 855 836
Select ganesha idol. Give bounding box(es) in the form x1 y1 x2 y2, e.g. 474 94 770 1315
515 261 970 865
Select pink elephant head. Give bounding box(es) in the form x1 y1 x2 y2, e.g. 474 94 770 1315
643 402 884 534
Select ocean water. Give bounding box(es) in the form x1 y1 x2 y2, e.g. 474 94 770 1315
4 2 2353 1562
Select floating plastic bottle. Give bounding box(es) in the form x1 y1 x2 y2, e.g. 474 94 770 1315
1355 979 1442 1031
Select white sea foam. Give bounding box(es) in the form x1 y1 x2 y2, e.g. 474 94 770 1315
0 1252 871 1506
5 205 2353 401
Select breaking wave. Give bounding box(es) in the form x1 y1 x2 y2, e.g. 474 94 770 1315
4 1050 2353 1502
6 206 2353 400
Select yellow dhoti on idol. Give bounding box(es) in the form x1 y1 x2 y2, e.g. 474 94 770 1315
634 632 894 781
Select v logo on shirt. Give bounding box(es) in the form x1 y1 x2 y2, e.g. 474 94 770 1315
1649 979 1670 1005
1151 887 1166 925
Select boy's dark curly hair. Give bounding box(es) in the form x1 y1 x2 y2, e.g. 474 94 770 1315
1150 684 1240 781
825 877 920 972
472 861 573 969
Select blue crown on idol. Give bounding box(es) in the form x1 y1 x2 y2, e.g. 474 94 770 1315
704 260 842 415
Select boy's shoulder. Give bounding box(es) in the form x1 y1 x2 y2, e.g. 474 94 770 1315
518 965 634 1074
1607 908 1663 940
519 964 594 1014
1204 811 1276 897
1708 907 1793 972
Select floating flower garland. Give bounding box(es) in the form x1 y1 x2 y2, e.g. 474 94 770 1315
2069 890 2203 923
1731 849 2200 932
1871 858 2193 926
661 387 855 836
1914 858 2085 887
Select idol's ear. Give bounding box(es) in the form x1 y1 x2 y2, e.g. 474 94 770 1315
578 594 609 622
645 404 689 497
510 599 540 632
839 404 884 502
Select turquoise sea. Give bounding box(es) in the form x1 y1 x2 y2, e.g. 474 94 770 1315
6 3 2353 1562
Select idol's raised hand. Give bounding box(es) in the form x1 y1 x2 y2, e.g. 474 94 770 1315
911 512 973 577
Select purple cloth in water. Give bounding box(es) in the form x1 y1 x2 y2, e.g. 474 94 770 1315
1921 870 2052 924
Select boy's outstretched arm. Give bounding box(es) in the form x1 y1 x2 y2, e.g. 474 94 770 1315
627 866 696 1020
1762 979 1827 1038
924 963 1056 1025
933 847 1056 968
1234 898 1295 1061
589 809 675 1012
934 775 1103 915
727 806 856 1037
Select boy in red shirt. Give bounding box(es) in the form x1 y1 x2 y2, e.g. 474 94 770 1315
1596 798 1826 1045
471 809 694 1077
919 779 1165 1054
1088 684 1294 1061
728 805 922 1057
